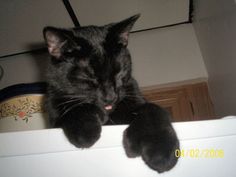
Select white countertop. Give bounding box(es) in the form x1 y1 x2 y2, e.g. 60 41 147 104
0 117 236 177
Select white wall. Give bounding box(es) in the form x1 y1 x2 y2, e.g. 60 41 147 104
130 24 207 87
193 0 236 116
70 0 189 31
0 23 207 89
0 0 73 57
0 0 189 57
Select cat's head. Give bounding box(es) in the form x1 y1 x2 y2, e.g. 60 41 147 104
43 14 140 112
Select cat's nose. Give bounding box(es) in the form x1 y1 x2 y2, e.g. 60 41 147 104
103 94 117 105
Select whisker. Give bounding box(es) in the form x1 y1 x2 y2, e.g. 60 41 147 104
61 95 87 99
123 94 141 99
59 100 87 118
57 98 83 108
57 93 96 108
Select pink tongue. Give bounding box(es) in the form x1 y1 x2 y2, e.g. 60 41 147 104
105 105 113 110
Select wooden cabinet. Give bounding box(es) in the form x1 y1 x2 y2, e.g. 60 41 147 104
141 81 215 122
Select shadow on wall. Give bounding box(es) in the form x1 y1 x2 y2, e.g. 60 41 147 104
27 42 50 82
29 49 50 82
0 42 50 89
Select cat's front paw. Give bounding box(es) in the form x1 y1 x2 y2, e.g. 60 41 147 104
124 125 179 173
62 118 102 148
141 130 179 173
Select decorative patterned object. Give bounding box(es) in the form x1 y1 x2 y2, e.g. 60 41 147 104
0 94 44 123
0 83 48 132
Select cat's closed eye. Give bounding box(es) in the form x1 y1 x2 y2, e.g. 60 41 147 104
78 80 98 90
67 46 81 53
64 46 82 57
69 75 98 90
77 75 97 83
71 71 94 80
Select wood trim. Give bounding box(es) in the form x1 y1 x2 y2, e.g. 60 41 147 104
141 80 215 122
186 82 215 120
141 78 208 92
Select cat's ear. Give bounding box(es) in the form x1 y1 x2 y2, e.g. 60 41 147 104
43 27 67 59
109 14 140 46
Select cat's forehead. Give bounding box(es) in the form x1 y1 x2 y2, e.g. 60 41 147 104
72 26 107 44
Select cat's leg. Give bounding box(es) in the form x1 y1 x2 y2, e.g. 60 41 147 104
112 100 179 173
54 103 106 148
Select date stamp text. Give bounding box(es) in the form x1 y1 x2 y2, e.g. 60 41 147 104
175 149 224 158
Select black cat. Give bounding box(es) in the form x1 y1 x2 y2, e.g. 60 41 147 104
43 14 179 173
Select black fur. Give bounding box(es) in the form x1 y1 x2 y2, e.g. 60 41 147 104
43 14 179 173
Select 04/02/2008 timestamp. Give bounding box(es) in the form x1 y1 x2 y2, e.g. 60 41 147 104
175 149 224 158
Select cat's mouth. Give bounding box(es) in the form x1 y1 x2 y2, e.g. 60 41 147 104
104 105 113 111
